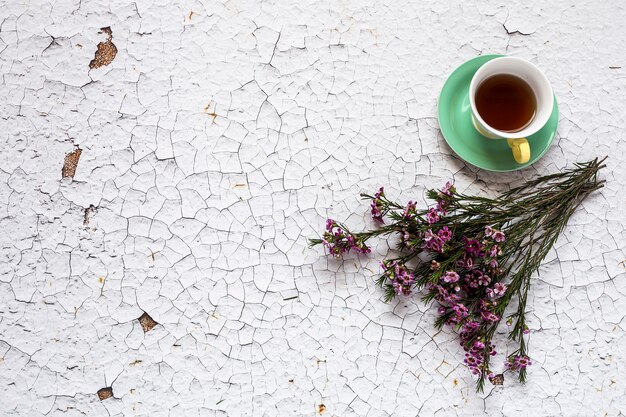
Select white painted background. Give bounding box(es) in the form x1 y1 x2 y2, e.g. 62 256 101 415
1 0 625 415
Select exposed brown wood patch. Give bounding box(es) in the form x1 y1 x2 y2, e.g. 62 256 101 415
62 148 82 178
89 27 117 69
97 387 113 401
138 312 158 332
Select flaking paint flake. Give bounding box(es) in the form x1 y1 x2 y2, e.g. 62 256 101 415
89 27 117 69
97 387 114 401
61 148 82 178
138 312 158 332
0 0 625 416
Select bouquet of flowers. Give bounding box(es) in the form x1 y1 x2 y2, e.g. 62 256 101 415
310 158 606 391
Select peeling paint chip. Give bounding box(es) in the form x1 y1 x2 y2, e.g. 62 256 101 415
83 204 97 225
62 148 82 178
138 312 158 332
490 373 504 385
97 387 113 401
89 27 117 69
318 404 326 414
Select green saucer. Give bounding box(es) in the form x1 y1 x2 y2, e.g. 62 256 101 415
437 54 558 172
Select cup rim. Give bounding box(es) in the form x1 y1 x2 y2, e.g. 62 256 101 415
469 56 554 139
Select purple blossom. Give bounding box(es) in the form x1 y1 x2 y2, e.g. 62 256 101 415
465 355 479 366
443 271 460 283
489 343 497 356
506 355 532 371
493 282 507 297
464 238 483 256
516 356 531 368
438 226 452 242
370 187 385 223
492 230 506 243
429 240 443 253
463 320 481 334
440 181 454 196
430 284 447 299
451 303 469 321
456 254 474 270
478 274 491 286
426 208 440 224
466 270 486 288
402 200 417 219
480 310 500 323
322 219 370 258
436 200 448 215
382 260 415 296
472 340 485 351
484 225 493 237
445 293 461 303
392 280 401 291
431 284 460 304
424 229 437 243
424 229 444 253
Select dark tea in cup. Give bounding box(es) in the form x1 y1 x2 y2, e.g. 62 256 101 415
475 74 537 133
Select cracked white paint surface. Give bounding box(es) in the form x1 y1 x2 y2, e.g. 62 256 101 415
1 0 625 416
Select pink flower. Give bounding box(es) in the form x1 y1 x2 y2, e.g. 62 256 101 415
322 220 370 258
481 310 500 323
478 274 491 286
426 208 440 224
438 226 452 242
484 225 493 237
472 341 485 351
493 282 507 297
443 271 460 283
424 229 444 253
463 321 480 334
382 260 415 296
452 303 469 320
436 200 448 215
492 230 506 243
506 355 532 371
464 238 483 256
440 181 454 196
424 229 437 242
370 187 385 223
402 200 417 219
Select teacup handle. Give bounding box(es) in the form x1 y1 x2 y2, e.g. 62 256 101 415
507 138 530 164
